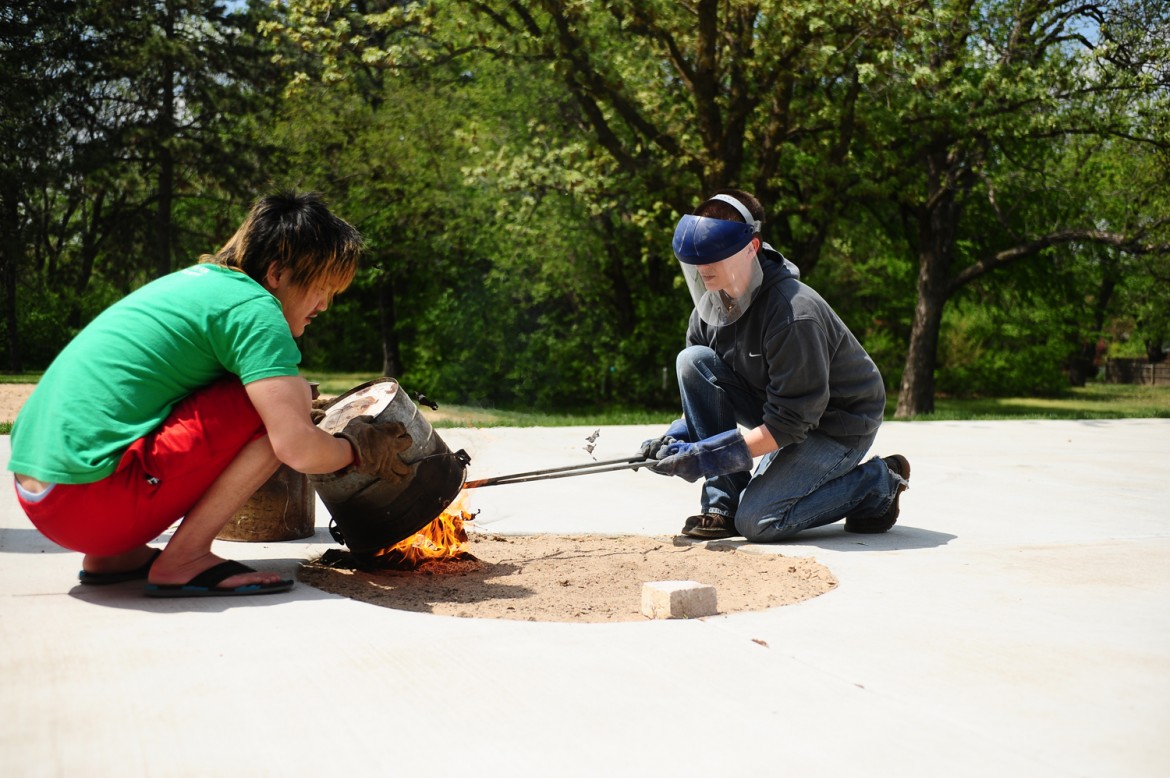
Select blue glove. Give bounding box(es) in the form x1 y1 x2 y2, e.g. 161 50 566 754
639 418 690 459
647 429 753 483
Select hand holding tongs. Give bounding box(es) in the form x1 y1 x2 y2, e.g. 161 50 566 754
463 455 650 489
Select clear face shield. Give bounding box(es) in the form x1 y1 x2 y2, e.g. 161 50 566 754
673 214 764 326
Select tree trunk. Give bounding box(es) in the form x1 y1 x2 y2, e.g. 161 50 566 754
155 151 174 278
1066 274 1115 386
1145 339 1167 365
68 190 106 330
154 3 176 279
896 261 946 418
895 157 962 418
0 195 22 372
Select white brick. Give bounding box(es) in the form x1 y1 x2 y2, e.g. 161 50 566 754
641 580 718 619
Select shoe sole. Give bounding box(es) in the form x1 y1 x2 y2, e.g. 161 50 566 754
144 580 294 598
78 548 163 586
142 559 294 598
681 527 737 539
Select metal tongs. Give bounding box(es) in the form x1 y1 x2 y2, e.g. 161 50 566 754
463 455 650 489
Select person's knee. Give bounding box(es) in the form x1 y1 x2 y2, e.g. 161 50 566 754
676 345 717 383
737 516 774 543
736 508 802 543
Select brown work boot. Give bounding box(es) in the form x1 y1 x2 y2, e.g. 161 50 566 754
681 513 738 539
844 455 910 534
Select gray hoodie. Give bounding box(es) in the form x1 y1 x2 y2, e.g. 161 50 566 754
686 248 886 450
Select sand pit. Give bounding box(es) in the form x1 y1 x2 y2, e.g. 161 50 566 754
299 531 837 622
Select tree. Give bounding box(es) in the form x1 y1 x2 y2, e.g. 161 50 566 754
262 0 1170 411
860 0 1170 416
263 0 502 380
0 0 103 370
101 0 279 277
0 0 285 370
432 0 913 275
261 0 907 406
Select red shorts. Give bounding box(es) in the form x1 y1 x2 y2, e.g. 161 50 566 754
15 377 266 556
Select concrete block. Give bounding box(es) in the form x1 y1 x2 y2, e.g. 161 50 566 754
641 580 718 619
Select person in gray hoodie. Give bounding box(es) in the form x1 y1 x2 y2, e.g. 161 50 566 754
643 190 910 540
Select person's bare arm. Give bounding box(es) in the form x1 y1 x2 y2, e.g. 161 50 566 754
743 424 779 458
244 375 355 473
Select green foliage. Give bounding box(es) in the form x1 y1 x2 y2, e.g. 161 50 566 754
15 299 73 369
808 226 918 392
261 7 693 409
936 301 1071 397
0 0 285 370
6 0 1170 415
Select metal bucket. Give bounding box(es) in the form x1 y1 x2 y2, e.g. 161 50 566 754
309 378 469 554
217 464 316 542
217 382 320 543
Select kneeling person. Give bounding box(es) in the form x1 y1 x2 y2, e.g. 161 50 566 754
644 190 910 541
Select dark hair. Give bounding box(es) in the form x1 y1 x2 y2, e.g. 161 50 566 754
694 189 766 232
203 191 362 291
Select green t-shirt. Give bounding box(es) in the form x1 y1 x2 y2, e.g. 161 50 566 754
9 264 302 484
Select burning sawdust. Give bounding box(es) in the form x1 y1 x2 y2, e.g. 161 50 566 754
300 532 838 622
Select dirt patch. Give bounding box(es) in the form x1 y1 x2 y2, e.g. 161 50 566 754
0 384 35 424
299 532 837 622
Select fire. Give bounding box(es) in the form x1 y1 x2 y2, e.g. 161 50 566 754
373 491 477 570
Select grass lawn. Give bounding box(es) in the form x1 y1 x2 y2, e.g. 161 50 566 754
302 372 1170 427
925 382 1170 421
3 372 1167 431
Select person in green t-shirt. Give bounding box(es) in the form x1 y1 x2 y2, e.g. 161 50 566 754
10 191 413 598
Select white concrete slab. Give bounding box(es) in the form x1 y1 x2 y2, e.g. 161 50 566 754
1 420 1168 777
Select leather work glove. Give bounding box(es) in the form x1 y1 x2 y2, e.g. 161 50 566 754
639 417 691 460
335 415 414 482
647 429 753 483
310 397 332 425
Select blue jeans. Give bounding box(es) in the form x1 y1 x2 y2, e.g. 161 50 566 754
676 345 899 542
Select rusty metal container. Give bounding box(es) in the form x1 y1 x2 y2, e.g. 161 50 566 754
217 464 316 542
217 381 322 543
309 378 469 554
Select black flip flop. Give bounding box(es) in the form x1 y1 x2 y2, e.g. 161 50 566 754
78 548 163 586
143 560 294 598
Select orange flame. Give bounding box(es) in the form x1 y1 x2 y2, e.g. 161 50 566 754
373 491 476 569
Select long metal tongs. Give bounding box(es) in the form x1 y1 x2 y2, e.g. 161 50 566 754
463 455 649 489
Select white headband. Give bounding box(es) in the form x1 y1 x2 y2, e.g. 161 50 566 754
710 194 760 233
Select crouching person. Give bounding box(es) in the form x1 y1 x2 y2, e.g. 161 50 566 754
9 191 411 598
